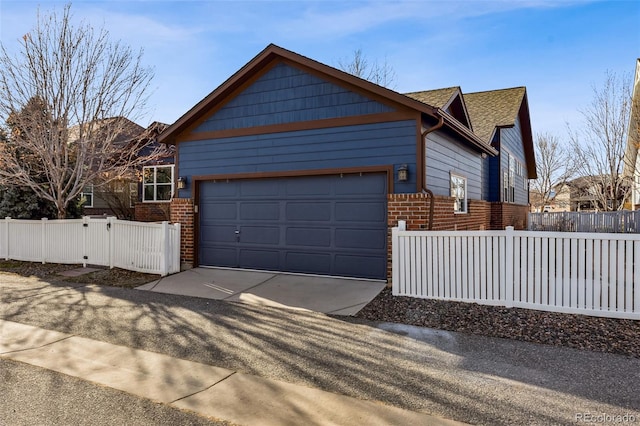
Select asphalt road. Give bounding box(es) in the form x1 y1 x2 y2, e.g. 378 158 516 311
1 273 639 426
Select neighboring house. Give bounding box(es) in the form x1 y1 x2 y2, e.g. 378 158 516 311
623 58 640 210
565 175 629 212
80 119 173 220
158 44 536 280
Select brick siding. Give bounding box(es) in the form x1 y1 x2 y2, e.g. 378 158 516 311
169 198 194 266
134 202 170 222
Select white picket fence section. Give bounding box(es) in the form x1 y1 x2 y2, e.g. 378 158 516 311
0 217 180 276
392 227 640 320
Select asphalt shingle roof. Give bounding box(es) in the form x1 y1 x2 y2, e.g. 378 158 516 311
463 87 526 143
404 87 460 109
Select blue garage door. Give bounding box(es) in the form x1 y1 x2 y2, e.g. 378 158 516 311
199 173 387 279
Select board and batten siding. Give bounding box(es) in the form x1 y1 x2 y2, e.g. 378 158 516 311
500 116 529 205
425 130 482 200
195 63 395 133
178 120 418 198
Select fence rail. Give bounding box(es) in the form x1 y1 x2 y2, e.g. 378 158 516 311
392 227 640 320
529 210 640 233
0 217 180 276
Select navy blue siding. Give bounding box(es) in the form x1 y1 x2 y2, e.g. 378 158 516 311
195 63 394 132
500 117 529 205
179 120 417 197
425 130 483 199
483 155 500 201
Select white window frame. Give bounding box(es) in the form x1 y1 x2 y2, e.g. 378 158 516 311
80 185 93 208
142 165 174 203
450 172 467 214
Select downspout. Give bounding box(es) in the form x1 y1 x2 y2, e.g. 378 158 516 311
421 114 445 230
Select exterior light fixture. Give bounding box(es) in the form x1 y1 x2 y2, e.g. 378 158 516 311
397 164 408 182
177 176 187 190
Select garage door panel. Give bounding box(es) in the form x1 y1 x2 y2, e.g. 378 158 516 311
335 202 386 222
200 246 236 267
201 181 238 197
286 202 331 221
240 202 279 220
286 228 331 247
240 226 280 245
334 254 386 279
239 249 280 270
285 252 331 275
203 203 237 220
335 174 387 195
201 225 237 243
335 228 387 249
285 179 332 196
240 180 279 196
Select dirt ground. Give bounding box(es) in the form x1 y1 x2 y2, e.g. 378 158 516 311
0 260 159 288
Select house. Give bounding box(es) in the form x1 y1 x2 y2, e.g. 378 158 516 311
565 175 629 212
624 58 640 210
80 119 173 220
406 86 536 228
159 44 536 280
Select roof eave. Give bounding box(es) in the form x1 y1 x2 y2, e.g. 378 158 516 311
438 110 497 156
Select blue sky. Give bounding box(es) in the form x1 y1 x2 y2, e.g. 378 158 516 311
1 0 638 138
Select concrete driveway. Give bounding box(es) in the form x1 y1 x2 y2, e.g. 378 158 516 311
136 267 387 315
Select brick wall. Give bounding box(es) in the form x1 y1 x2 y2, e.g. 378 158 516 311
490 202 529 230
386 193 492 281
169 198 194 266
134 202 170 222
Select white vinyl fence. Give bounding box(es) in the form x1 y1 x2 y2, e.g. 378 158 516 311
392 227 640 320
0 217 180 276
529 210 640 233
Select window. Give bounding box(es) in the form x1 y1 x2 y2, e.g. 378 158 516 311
450 173 467 213
143 165 174 202
80 185 93 208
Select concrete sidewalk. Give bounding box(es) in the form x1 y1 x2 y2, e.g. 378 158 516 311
137 267 387 315
0 319 462 426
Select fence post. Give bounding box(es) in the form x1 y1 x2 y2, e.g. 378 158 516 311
4 217 10 260
81 216 88 267
41 217 48 264
504 226 514 307
108 217 115 269
173 223 181 274
391 227 400 295
160 221 169 276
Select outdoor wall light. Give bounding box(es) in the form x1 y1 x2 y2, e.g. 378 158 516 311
177 176 187 190
397 164 409 182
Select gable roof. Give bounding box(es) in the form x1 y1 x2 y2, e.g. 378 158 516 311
464 87 537 179
158 44 495 156
405 87 472 129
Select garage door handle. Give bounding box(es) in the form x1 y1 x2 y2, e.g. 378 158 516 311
234 230 240 234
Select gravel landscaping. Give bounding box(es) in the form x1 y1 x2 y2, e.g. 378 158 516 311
356 287 640 358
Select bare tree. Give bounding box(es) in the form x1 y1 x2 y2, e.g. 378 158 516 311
0 4 156 218
337 48 397 89
568 71 633 211
529 132 573 211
